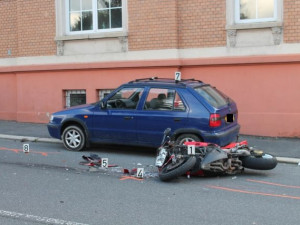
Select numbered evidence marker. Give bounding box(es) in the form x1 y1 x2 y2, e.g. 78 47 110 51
101 158 108 168
175 71 181 82
187 145 195 155
137 168 144 179
23 144 30 154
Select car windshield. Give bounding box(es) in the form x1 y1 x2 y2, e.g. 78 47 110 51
194 85 228 108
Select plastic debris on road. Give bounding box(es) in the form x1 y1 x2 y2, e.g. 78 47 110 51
80 154 159 179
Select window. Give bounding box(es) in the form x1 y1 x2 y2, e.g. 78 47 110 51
226 0 282 47
144 88 186 111
67 0 123 34
194 86 227 108
236 0 276 23
98 89 114 100
98 0 122 29
65 90 86 108
69 0 93 31
106 87 143 109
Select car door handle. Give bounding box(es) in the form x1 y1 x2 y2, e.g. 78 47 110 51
124 116 134 120
174 118 182 122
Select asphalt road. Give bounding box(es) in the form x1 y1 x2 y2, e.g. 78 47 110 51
0 139 300 225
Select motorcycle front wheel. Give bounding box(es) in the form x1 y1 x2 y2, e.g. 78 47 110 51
159 156 196 181
240 153 277 170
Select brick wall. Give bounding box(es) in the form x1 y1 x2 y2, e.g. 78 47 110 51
178 0 226 48
284 0 300 43
0 0 18 58
1 0 300 56
16 0 56 57
128 0 226 51
128 0 178 50
0 0 56 58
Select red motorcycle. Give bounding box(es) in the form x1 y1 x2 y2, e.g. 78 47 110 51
155 128 277 181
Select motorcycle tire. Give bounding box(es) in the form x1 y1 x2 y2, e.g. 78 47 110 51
159 156 197 181
240 153 277 170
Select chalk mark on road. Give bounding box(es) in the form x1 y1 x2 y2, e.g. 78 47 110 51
206 185 300 200
0 209 90 225
247 179 300 189
0 146 58 156
120 175 144 181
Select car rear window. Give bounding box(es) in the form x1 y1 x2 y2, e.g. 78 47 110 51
194 85 228 108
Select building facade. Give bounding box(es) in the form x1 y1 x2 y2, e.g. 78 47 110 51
0 0 300 137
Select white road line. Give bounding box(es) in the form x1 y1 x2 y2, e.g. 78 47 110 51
0 210 90 225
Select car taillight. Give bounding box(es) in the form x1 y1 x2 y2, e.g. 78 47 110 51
209 114 221 127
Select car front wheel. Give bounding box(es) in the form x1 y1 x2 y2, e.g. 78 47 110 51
62 125 86 151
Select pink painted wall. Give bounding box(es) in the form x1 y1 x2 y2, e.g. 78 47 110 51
184 63 300 137
10 67 178 123
0 57 300 138
0 73 17 120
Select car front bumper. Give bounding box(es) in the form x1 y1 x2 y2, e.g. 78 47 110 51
47 123 62 140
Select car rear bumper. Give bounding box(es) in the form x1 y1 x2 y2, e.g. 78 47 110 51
202 124 240 146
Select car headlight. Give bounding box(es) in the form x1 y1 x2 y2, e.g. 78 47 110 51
49 115 54 123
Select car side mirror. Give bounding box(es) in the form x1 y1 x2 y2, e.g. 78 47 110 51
100 101 106 109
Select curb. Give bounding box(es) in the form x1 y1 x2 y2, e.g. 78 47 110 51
0 134 300 165
0 134 62 144
276 157 300 164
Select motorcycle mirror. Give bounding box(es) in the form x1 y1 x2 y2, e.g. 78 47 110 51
161 128 172 146
164 128 171 136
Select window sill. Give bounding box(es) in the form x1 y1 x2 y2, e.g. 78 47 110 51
55 31 128 41
226 22 283 47
226 21 283 30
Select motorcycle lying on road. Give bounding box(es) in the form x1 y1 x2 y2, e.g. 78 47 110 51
155 128 278 181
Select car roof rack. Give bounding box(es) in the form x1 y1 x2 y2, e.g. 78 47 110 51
129 77 203 85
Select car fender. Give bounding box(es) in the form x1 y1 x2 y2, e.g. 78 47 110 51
172 128 204 140
61 117 91 146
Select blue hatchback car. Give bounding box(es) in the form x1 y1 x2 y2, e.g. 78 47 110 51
48 78 240 151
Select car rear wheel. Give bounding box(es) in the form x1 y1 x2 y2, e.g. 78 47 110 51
62 125 86 151
176 133 201 145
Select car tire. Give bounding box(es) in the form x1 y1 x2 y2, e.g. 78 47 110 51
62 125 86 151
176 133 201 145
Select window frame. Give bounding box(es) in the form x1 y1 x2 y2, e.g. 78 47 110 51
65 0 125 35
143 88 186 112
106 87 143 110
65 90 86 108
235 0 277 24
98 89 114 100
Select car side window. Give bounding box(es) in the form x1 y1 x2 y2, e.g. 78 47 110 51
173 92 185 111
144 88 186 111
107 87 143 109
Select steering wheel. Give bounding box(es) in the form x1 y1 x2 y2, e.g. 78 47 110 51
115 99 126 108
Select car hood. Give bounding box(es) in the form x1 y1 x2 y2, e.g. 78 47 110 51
53 104 95 115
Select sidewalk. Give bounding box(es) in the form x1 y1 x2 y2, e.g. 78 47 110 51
0 120 299 163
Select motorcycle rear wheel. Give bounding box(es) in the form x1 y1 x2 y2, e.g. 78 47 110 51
240 153 277 170
159 156 196 181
